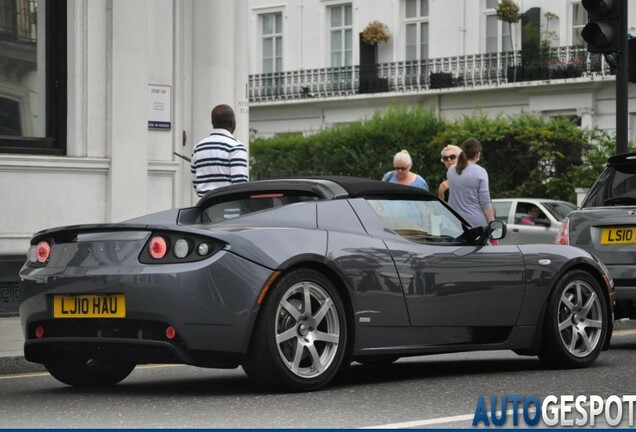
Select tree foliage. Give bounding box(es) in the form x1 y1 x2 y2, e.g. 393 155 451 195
250 108 624 203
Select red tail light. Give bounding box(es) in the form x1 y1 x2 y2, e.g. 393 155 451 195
556 218 570 245
149 236 168 259
36 241 51 263
35 326 45 338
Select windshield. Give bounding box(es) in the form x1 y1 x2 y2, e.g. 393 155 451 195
582 168 636 208
201 192 319 223
542 201 577 220
367 199 465 243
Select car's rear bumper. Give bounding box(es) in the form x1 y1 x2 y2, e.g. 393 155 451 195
19 251 273 364
606 264 636 299
24 337 242 368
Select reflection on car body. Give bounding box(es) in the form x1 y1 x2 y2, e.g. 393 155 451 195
20 176 613 391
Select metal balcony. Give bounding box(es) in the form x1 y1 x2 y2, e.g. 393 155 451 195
248 45 612 103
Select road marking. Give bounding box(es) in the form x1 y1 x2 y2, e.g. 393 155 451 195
363 413 476 428
0 363 185 380
0 372 49 380
364 408 539 429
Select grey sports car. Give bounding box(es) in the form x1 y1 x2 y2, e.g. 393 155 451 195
19 177 614 391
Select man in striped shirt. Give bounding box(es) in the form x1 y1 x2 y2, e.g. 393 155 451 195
191 104 249 197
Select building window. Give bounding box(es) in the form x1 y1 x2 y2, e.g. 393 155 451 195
329 4 352 67
405 0 428 60
0 0 66 155
261 13 282 74
485 0 512 53
571 1 587 46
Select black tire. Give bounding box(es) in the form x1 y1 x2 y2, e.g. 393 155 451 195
243 268 348 392
45 358 136 387
538 269 608 368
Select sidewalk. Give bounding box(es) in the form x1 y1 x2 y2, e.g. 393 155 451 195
0 315 45 374
0 316 23 358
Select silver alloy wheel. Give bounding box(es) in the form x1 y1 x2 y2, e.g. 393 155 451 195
275 280 340 379
557 279 603 358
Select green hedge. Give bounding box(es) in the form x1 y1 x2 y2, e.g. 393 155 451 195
250 107 628 203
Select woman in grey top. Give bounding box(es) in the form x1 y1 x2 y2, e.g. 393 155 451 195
446 138 494 228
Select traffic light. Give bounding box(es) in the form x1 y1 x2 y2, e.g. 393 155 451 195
581 0 621 53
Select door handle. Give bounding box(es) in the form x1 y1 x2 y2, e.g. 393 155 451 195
512 228 519 232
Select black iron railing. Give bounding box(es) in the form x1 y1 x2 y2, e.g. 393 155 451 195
249 45 611 103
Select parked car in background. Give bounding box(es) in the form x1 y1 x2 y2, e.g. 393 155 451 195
492 198 577 245
557 152 636 319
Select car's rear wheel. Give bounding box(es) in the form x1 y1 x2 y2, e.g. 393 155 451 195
45 358 136 387
538 269 608 368
244 268 348 392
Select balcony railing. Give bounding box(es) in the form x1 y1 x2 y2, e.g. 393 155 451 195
0 0 37 44
249 45 611 103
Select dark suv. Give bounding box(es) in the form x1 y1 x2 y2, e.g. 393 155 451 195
557 152 636 318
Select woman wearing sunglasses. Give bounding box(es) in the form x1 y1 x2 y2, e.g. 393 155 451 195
381 149 429 190
437 144 461 201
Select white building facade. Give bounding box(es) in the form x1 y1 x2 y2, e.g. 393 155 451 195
0 0 248 311
247 0 636 139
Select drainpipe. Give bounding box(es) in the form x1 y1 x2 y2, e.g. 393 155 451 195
299 0 304 67
460 0 466 56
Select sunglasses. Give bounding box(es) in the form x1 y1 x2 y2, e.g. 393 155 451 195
394 166 409 171
442 154 457 162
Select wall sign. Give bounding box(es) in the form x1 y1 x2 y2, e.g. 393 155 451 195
148 84 172 130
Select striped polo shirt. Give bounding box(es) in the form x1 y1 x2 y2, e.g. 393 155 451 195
191 128 249 197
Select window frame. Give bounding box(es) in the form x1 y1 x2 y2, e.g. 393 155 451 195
260 12 283 74
328 3 352 67
571 1 587 46
484 1 513 53
0 0 67 156
404 0 429 61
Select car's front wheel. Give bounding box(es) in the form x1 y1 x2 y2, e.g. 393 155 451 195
244 268 348 391
45 358 136 387
538 269 608 368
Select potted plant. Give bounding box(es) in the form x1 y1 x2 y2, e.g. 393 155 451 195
497 0 521 81
359 21 391 93
361 21 391 46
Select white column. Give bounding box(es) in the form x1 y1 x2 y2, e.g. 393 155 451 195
191 0 249 153
107 0 150 222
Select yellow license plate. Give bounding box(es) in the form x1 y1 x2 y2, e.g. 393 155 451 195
601 227 636 245
53 294 126 318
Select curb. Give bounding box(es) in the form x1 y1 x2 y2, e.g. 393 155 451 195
0 356 45 375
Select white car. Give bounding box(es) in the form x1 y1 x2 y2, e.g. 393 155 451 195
492 198 577 245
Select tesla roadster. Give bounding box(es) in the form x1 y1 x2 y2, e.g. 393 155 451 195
19 176 614 391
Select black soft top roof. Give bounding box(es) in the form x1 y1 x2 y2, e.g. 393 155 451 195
196 175 435 207
308 175 435 198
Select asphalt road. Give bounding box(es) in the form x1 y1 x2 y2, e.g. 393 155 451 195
1 329 635 429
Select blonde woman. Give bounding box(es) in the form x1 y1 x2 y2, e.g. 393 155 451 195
437 144 462 201
381 149 429 190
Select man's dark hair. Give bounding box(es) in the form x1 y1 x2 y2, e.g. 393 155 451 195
211 104 235 130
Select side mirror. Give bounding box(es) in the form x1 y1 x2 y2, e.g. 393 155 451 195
535 218 551 227
489 220 506 240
